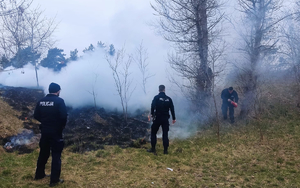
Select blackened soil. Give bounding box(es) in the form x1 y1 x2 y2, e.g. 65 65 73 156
64 107 150 152
0 86 150 153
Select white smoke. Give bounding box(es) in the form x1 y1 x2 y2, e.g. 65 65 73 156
0 48 169 110
4 129 35 149
0 47 198 139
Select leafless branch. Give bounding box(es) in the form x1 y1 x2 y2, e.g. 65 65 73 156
106 47 136 125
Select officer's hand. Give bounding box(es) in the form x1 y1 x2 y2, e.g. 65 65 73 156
228 99 231 102
172 120 176 124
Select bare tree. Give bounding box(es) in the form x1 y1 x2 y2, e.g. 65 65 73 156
297 1 300 20
151 0 224 115
24 7 57 55
279 3 300 107
0 5 57 58
0 3 57 86
25 6 57 87
0 4 26 57
87 74 98 109
0 0 31 16
106 47 136 125
235 0 290 118
134 42 154 95
210 41 227 142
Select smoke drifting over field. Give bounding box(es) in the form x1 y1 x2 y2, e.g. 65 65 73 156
0 48 198 139
0 49 161 109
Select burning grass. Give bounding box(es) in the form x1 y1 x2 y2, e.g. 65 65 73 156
1 111 300 187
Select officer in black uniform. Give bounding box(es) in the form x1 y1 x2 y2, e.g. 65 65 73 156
221 86 239 123
147 85 176 155
34 83 67 187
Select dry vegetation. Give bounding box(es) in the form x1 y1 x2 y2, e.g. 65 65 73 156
0 98 23 141
1 118 300 188
1 86 300 187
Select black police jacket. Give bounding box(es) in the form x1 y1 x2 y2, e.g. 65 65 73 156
221 88 239 104
151 92 176 120
34 94 68 134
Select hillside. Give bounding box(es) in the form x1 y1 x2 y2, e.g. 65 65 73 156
1 86 300 187
0 85 150 154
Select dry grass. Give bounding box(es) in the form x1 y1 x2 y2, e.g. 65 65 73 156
1 115 300 188
0 98 23 139
1 94 300 187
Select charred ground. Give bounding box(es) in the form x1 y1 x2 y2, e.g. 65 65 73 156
0 85 150 153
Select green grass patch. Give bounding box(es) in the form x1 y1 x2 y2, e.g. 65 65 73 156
1 103 300 187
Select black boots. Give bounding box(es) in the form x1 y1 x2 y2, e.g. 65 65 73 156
34 174 50 180
147 148 157 155
49 179 64 187
147 148 168 155
147 148 156 153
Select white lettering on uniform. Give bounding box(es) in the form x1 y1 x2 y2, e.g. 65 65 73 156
159 98 170 102
40 101 54 106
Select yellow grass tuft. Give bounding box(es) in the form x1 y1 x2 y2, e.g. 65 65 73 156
0 98 23 139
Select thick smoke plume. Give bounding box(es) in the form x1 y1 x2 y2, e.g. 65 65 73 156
0 47 198 139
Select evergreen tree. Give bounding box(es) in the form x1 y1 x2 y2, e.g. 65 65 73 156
70 48 78 61
97 41 106 49
108 44 115 56
0 55 10 69
10 47 41 68
83 44 95 53
40 48 66 71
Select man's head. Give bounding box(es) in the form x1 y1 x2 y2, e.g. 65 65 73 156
159 85 165 92
49 82 61 95
228 87 233 94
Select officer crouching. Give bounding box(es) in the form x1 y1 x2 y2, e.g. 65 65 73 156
34 82 67 187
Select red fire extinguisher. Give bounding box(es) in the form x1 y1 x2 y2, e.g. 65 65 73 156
231 101 238 108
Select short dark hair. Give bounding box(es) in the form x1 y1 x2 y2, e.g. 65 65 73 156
228 87 233 91
159 85 165 92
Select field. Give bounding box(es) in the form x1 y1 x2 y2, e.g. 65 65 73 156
1 108 300 188
1 89 300 188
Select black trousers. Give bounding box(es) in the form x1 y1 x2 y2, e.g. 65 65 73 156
222 103 234 122
151 116 169 151
35 132 64 184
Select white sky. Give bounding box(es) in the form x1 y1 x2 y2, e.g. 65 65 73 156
1 0 182 112
33 0 169 57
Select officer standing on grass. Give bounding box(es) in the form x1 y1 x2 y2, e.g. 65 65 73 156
34 82 67 187
147 85 176 155
221 86 239 124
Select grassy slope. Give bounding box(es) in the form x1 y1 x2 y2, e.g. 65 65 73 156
1 100 300 187
0 99 23 144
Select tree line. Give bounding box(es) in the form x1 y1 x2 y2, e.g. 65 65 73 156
0 0 116 72
0 42 116 71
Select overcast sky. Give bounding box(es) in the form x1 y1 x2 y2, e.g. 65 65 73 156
1 0 180 109
33 0 169 57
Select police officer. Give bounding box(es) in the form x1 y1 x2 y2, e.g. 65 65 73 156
221 86 239 123
34 83 67 187
147 85 176 155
